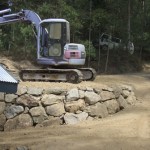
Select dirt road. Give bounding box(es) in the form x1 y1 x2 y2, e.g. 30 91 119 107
0 72 150 150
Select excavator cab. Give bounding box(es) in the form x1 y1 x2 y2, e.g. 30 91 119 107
37 19 86 66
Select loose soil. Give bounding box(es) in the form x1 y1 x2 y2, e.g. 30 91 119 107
0 58 150 150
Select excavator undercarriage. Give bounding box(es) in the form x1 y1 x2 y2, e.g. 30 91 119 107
20 67 96 83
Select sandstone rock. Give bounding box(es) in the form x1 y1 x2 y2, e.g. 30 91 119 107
5 94 18 103
4 105 24 119
121 85 133 91
44 88 66 95
16 114 33 129
126 94 137 105
86 87 93 91
27 87 43 96
39 117 63 126
29 106 48 124
104 99 120 114
45 102 65 117
17 86 27 95
4 114 33 131
112 85 122 98
122 90 130 98
85 102 108 118
64 112 88 125
16 94 40 108
0 102 6 115
0 114 6 131
65 99 85 113
102 86 113 92
117 95 128 109
100 91 115 101
84 91 101 105
66 88 79 101
93 88 101 94
79 90 85 99
41 94 65 106
0 92 4 101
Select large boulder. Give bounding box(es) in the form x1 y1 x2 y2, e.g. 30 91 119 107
104 99 120 114
44 88 66 95
29 106 48 124
66 88 80 101
112 85 122 98
27 87 43 96
41 94 65 106
117 95 128 109
0 102 6 115
65 99 85 113
16 94 40 108
85 102 108 118
64 112 88 125
5 94 18 103
126 93 137 105
0 114 6 131
100 91 115 101
4 105 24 119
0 93 4 101
4 114 33 131
38 117 63 127
17 86 27 96
122 90 130 98
45 102 65 117
84 91 101 105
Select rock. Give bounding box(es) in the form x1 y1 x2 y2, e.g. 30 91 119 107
122 90 130 98
121 85 133 91
117 95 128 109
4 117 18 131
84 91 101 105
126 94 137 105
0 92 4 101
39 117 63 126
45 102 65 117
112 85 122 98
85 102 108 118
100 91 115 101
102 86 113 92
5 94 18 103
65 99 85 113
66 88 80 101
41 94 65 106
93 88 101 94
64 112 88 125
44 88 66 95
86 87 93 91
29 106 48 124
0 114 6 131
4 114 33 131
17 86 27 95
16 114 33 129
27 87 43 96
104 99 120 114
4 105 24 119
78 90 85 99
16 94 40 108
0 102 6 115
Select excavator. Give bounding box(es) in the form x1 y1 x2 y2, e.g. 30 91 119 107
0 7 96 83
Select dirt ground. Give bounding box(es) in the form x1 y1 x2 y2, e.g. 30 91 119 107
0 70 149 150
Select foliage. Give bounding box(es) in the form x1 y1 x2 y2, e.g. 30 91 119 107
0 0 149 72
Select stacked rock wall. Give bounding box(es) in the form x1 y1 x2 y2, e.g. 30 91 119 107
0 85 137 131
